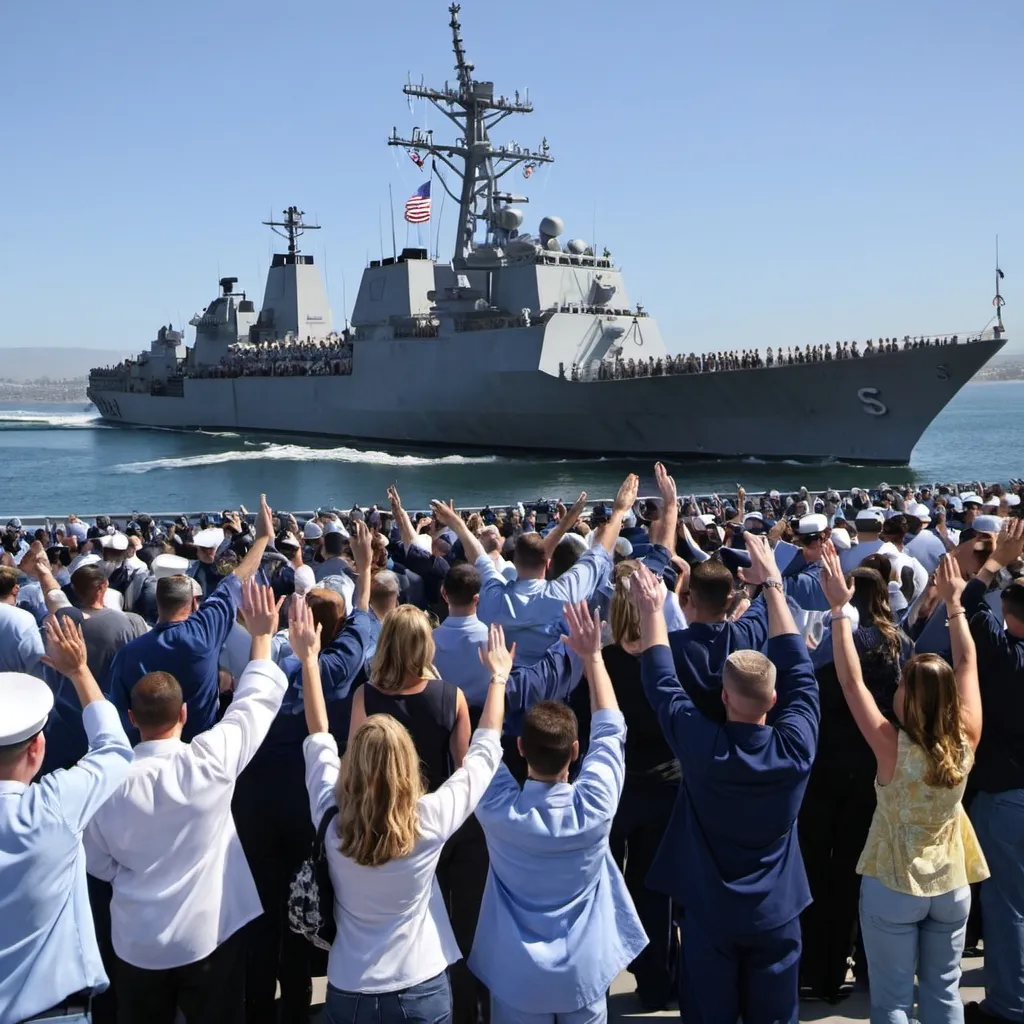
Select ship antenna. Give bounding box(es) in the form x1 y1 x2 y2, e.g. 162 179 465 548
995 234 1005 331
262 206 320 256
388 4 554 267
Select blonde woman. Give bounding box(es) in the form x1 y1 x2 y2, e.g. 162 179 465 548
348 605 471 791
294 598 508 1024
820 547 988 1024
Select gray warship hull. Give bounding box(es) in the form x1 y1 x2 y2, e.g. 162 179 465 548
88 331 1004 464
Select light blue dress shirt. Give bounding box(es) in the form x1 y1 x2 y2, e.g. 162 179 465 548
0 601 44 675
433 614 491 707
474 548 613 666
469 710 647 1014
0 700 132 1024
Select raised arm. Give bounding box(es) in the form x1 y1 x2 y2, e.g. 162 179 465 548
542 491 587 559
648 462 679 551
740 533 797 637
388 484 418 547
239 577 283 664
562 600 619 713
974 517 1024 590
231 493 273 582
594 473 639 555
934 554 982 751
289 595 328 735
820 544 898 779
431 499 485 563
349 519 373 612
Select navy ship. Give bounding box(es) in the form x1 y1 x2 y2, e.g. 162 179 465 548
88 4 1007 464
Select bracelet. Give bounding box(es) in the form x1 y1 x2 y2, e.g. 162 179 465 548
830 611 849 622
947 610 966 621
490 676 508 686
763 577 784 591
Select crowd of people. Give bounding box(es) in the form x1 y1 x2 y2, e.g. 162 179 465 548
565 333 983 381
1 473 1023 1024
185 338 355 380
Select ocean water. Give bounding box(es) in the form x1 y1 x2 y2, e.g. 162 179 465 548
1 382 1021 517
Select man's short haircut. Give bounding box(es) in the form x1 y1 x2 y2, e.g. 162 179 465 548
688 559 734 614
443 563 481 607
0 566 18 599
0 735 36 768
477 526 501 554
723 650 777 706
323 532 345 557
130 671 184 730
71 564 107 601
521 700 578 777
370 569 401 604
1002 582 1024 623
513 532 548 572
156 575 197 616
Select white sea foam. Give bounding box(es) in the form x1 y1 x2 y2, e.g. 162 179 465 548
113 443 504 474
0 410 103 429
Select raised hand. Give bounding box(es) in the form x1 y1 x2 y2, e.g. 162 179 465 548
934 553 966 606
819 541 854 612
429 499 460 529
561 600 603 659
739 532 782 585
387 484 403 513
570 491 588 517
350 519 373 572
613 473 640 514
288 594 323 662
477 623 515 680
240 578 284 637
654 462 677 506
631 563 666 616
42 614 89 677
255 493 273 540
992 517 1024 568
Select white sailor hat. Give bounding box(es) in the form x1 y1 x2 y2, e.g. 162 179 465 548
151 553 191 579
323 521 349 538
101 532 129 551
855 508 885 526
193 528 225 549
614 537 634 558
796 513 828 536
959 493 983 507
831 527 852 551
293 565 316 597
303 521 323 540
982 497 1001 510
691 514 717 532
973 515 1003 534
0 673 54 747
277 532 301 550
911 503 933 522
67 553 102 576
1007 494 1021 507
743 511 764 523
411 533 433 553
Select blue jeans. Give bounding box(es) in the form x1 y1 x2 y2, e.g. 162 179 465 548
324 972 452 1024
972 789 1024 1022
490 995 606 1024
859 875 970 1024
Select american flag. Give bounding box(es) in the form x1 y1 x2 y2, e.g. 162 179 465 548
404 181 431 224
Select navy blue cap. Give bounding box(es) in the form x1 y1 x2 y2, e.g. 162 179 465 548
591 503 613 522
719 547 752 573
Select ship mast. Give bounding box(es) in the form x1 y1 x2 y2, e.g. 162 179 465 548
263 206 320 256
388 3 553 267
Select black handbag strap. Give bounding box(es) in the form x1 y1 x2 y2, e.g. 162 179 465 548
316 805 340 852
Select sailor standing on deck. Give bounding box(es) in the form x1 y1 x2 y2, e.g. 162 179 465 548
0 616 133 1024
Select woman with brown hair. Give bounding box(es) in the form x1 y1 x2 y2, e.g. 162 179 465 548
296 597 509 1024
820 546 988 1024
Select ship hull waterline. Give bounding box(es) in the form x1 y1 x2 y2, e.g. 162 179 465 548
88 337 1005 466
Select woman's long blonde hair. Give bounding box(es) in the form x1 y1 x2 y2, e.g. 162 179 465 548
370 605 438 693
610 559 642 646
900 653 969 788
337 715 424 866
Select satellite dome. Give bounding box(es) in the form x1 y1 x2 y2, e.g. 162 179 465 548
496 207 524 231
566 239 588 255
544 238 562 252
538 216 565 239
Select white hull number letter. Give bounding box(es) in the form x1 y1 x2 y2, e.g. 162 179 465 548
858 387 888 416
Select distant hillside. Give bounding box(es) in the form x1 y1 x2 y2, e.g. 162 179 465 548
0 347 132 381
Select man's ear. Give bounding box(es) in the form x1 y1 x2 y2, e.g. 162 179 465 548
128 711 137 728
180 704 188 726
571 739 580 765
516 737 525 759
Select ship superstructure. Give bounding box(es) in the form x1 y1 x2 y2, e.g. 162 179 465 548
88 4 1006 463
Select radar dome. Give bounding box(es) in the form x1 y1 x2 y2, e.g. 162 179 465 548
544 238 562 252
538 216 565 239
566 239 588 255
496 207 524 231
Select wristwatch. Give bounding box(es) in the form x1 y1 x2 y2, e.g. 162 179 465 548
763 577 784 591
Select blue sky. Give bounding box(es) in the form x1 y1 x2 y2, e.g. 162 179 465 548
1 0 1020 355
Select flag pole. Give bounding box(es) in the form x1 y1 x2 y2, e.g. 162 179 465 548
389 185 398 261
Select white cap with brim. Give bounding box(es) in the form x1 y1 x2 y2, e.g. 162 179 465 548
102 533 129 551
960 493 983 506
614 537 634 558
303 521 323 540
912 503 933 522
744 512 764 523
797 513 828 536
0 673 55 746
68 553 102 576
691 514 717 532
973 515 1004 534
983 498 1001 510
1007 494 1022 507
152 553 191 579
193 528 225 549
855 509 885 526
293 565 316 597
831 527 852 551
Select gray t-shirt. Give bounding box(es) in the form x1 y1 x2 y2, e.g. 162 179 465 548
78 608 149 686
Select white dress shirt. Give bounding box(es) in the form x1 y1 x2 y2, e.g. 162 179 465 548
303 727 503 994
84 659 288 969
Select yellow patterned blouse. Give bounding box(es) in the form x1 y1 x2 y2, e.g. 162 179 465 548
857 730 989 896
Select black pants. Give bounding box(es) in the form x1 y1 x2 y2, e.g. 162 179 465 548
115 927 245 1024
796 758 876 999
233 759 320 1024
86 875 117 1024
609 776 677 1009
437 814 490 1024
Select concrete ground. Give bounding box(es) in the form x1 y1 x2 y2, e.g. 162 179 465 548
309 958 986 1022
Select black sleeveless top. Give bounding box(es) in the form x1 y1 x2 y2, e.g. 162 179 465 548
363 678 458 792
